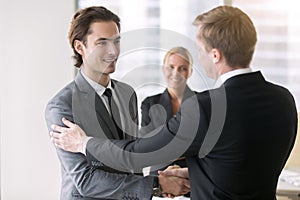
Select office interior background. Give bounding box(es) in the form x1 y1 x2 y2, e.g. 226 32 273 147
0 0 299 199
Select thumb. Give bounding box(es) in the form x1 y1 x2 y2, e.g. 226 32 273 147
62 117 75 128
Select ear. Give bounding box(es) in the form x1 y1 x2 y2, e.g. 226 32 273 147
211 48 221 64
188 67 193 78
74 40 84 55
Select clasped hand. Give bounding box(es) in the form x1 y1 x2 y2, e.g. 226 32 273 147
158 165 190 198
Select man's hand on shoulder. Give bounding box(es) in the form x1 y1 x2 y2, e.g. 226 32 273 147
50 117 88 154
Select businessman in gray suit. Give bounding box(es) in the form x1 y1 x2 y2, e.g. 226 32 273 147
45 6 189 200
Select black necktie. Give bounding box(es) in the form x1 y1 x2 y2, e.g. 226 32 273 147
103 88 123 139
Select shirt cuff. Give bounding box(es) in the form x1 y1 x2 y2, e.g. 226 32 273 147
82 136 92 155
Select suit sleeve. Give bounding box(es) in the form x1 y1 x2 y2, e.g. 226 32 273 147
139 98 154 137
141 98 151 127
45 88 154 199
86 94 206 172
129 90 139 138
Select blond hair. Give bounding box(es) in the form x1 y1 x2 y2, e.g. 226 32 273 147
193 6 257 68
163 46 193 68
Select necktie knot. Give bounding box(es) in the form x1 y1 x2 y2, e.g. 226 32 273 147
104 88 112 98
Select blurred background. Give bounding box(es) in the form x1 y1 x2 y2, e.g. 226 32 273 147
1 0 299 199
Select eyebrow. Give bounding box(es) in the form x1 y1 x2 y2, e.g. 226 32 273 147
96 36 121 42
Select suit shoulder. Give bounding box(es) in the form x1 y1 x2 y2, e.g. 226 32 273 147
45 81 75 112
141 93 162 105
113 79 133 89
267 81 293 95
196 89 211 101
266 81 296 105
112 79 136 94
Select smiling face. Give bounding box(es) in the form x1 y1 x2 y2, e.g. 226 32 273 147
74 21 120 81
163 53 192 90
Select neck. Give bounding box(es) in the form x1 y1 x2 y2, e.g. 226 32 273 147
217 64 245 79
168 87 186 115
168 86 186 104
82 68 110 87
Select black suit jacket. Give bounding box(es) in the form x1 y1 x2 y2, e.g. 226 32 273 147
87 71 298 199
140 87 196 172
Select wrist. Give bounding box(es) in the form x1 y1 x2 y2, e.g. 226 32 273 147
152 176 162 197
82 136 92 155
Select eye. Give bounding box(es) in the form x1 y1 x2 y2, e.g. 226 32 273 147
114 39 120 45
166 65 174 70
179 66 188 71
97 41 107 46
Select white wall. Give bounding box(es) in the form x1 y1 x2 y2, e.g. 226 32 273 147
0 0 75 199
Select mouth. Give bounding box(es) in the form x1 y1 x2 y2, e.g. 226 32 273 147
102 58 117 64
170 77 182 82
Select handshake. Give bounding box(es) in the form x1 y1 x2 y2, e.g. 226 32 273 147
156 165 190 198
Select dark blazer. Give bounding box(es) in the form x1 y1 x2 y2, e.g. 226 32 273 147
140 87 196 171
141 87 195 132
86 71 298 200
45 71 153 200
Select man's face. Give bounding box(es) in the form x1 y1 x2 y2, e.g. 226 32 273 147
163 53 191 90
195 31 218 79
80 21 120 78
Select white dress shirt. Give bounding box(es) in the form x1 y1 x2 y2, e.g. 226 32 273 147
80 70 112 115
214 68 253 89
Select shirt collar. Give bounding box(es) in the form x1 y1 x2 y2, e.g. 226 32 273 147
214 68 252 88
80 69 112 96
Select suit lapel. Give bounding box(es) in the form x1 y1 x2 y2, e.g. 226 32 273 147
159 89 173 121
73 71 120 139
159 86 195 121
112 79 139 140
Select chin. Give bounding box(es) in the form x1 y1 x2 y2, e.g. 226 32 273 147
104 65 116 74
168 84 180 90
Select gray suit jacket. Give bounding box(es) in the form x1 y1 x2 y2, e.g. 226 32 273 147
45 71 153 200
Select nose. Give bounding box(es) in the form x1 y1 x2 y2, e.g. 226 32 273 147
171 67 181 77
171 68 178 76
107 42 119 56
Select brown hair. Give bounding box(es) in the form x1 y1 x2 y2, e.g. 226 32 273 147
193 6 257 68
68 6 120 68
163 46 193 68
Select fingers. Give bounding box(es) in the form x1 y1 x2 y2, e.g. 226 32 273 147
158 174 190 197
182 177 190 189
50 131 63 148
159 168 179 177
159 167 189 179
50 131 61 140
166 164 180 170
50 130 71 150
162 193 175 198
62 117 76 128
158 165 180 176
51 118 75 133
49 121 86 153
51 124 66 133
